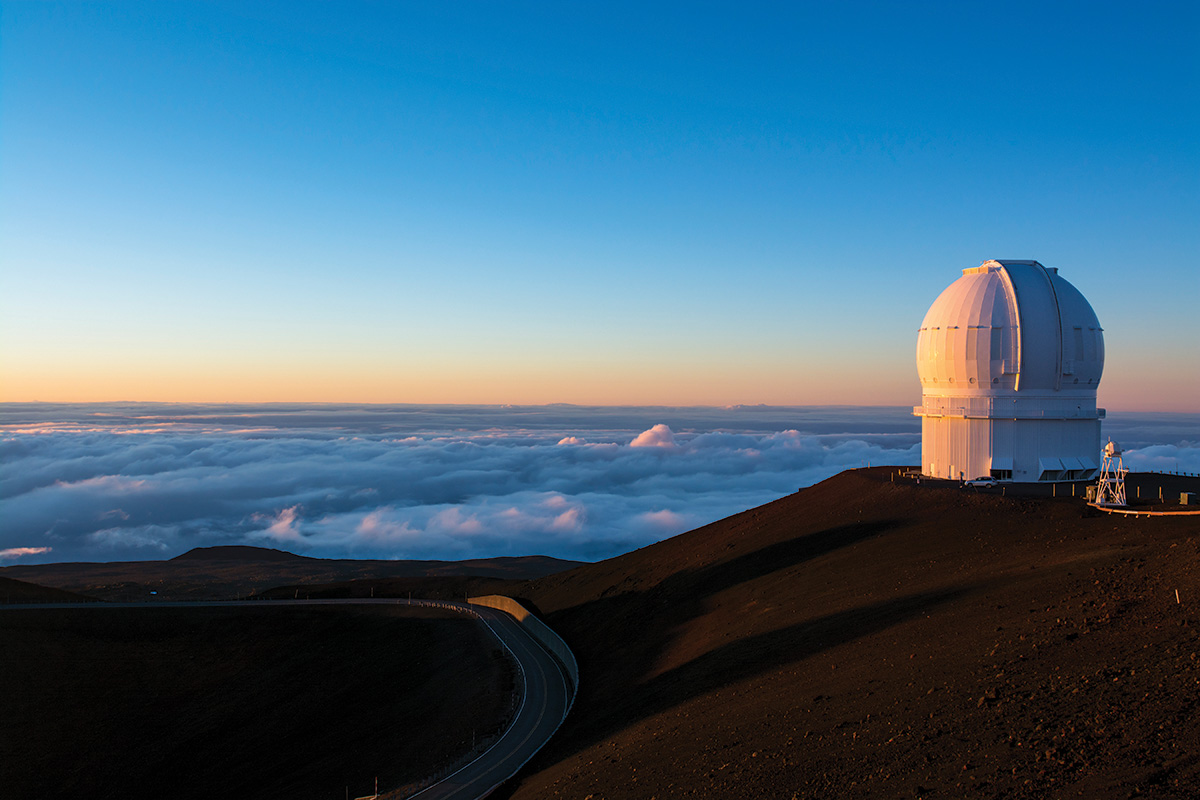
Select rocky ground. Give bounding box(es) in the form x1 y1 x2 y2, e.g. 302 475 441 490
5 468 1197 799
500 468 1200 799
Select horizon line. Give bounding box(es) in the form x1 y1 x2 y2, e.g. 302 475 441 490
1 400 1196 414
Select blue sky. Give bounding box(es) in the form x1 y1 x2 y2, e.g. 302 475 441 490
1 1 1196 408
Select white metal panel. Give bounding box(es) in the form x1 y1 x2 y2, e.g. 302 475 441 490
1049 272 1105 387
916 264 1021 393
1000 262 1061 392
916 260 1106 481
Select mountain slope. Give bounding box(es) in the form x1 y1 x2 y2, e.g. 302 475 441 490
0 549 583 601
0 576 95 604
170 545 317 562
505 468 1200 799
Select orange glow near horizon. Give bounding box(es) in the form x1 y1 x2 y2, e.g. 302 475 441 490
0 343 905 406
2 354 1195 412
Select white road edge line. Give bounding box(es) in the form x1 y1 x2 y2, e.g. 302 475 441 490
472 609 575 800
407 606 529 800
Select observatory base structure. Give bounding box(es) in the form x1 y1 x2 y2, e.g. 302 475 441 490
914 260 1105 483
917 398 1103 482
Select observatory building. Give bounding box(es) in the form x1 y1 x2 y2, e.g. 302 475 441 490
914 259 1105 482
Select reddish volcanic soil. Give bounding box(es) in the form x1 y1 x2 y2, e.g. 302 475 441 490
0 605 512 800
5 469 1198 799
498 468 1200 799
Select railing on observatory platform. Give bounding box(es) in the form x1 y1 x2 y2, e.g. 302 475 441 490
1086 504 1200 517
914 396 1105 420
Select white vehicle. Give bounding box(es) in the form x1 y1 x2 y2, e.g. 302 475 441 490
965 477 998 487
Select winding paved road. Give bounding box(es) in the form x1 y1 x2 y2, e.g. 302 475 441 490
411 602 571 800
1 598 572 800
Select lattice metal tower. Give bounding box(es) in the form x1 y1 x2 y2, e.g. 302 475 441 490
1095 439 1127 506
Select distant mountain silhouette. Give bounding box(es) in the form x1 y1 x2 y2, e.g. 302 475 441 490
170 545 315 563
1 548 585 601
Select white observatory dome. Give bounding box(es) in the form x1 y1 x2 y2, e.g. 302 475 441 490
914 260 1106 483
916 260 1104 395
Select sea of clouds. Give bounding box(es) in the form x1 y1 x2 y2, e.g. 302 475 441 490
1 404 1197 565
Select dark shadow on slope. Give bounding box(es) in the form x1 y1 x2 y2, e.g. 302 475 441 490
668 518 903 602
492 583 979 799
591 586 971 757
487 518 911 789
550 519 905 695
541 519 904 702
626 584 975 726
518 519 898 625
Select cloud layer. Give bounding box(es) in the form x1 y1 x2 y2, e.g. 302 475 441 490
1 404 1195 564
